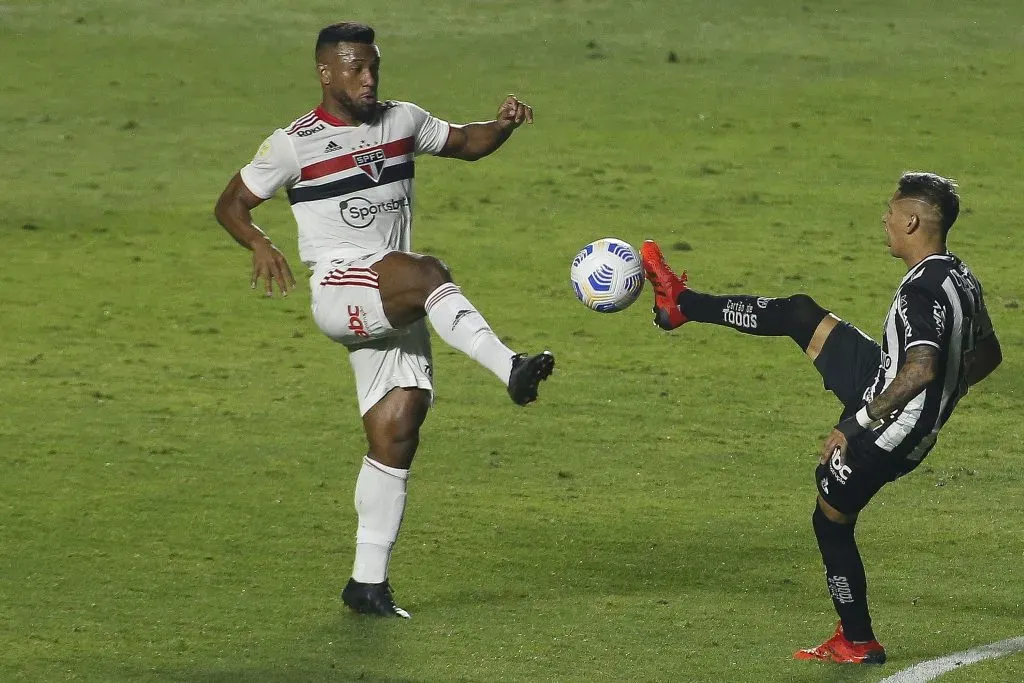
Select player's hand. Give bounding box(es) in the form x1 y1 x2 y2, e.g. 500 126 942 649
250 238 296 297
820 428 849 465
496 94 533 130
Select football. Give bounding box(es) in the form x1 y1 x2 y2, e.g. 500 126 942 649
570 238 645 312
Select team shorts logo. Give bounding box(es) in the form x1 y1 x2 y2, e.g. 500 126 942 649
347 305 369 338
829 447 852 485
354 148 386 182
340 196 410 228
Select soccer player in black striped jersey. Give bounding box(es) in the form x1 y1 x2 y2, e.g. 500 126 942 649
641 172 1002 664
214 23 554 619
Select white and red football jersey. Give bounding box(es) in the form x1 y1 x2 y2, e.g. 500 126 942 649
240 102 450 267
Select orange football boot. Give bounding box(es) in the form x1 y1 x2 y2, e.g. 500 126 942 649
794 622 887 665
639 240 689 330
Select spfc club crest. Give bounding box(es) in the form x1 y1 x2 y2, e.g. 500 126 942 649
353 148 386 183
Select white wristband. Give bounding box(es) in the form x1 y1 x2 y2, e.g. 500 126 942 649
855 406 874 429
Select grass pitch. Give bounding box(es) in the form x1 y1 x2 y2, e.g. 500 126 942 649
2 1 1023 681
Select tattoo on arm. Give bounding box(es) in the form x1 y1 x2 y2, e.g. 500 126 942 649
867 345 939 420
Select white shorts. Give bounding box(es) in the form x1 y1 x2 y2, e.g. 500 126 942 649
311 251 434 416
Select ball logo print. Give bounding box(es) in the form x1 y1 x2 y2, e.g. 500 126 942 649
570 238 645 312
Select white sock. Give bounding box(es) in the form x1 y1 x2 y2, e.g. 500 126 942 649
424 282 516 384
351 456 409 584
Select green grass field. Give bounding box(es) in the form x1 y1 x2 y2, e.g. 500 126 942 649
2 1 1023 681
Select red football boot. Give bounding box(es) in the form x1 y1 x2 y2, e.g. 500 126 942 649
639 240 689 330
794 622 887 665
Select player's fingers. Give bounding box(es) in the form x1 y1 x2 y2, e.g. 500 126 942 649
821 436 836 462
515 103 526 124
524 104 534 124
273 257 294 293
282 259 296 287
269 261 290 297
261 265 275 297
274 265 290 297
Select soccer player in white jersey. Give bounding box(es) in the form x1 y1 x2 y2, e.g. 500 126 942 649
214 22 554 618
640 172 1002 663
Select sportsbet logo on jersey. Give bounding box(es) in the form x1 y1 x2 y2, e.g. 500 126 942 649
340 196 410 229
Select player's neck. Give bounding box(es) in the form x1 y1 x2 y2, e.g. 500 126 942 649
902 242 946 270
318 100 360 126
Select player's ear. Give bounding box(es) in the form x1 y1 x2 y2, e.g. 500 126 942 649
906 213 920 234
318 64 331 86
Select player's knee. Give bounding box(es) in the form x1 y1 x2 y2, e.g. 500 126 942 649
367 428 420 468
416 255 453 291
813 499 856 534
787 294 828 328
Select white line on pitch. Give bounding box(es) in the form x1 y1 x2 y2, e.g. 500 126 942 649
880 636 1024 683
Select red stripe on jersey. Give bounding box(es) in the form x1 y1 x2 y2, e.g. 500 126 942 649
320 270 380 287
300 137 415 181
322 267 379 279
286 111 319 134
322 275 379 286
321 281 380 289
343 267 379 277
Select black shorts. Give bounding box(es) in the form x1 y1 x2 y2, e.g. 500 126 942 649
811 322 919 515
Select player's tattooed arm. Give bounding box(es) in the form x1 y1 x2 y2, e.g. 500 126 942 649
823 345 938 462
866 345 939 421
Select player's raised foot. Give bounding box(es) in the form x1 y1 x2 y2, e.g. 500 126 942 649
794 622 886 665
639 240 689 330
507 351 555 406
341 578 411 619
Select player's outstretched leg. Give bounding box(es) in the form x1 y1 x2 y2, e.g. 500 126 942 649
374 252 555 405
423 282 554 405
640 240 830 352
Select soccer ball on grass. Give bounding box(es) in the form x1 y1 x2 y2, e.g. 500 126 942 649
570 238 645 313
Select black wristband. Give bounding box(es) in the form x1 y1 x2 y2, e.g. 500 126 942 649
835 416 863 440
835 406 875 440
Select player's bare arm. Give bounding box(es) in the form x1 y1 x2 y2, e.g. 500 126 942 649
965 333 1002 386
438 94 533 161
214 173 296 297
822 345 939 461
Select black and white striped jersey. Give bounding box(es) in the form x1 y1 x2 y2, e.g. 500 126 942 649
863 252 993 461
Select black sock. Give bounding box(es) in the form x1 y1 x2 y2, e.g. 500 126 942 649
677 290 828 351
812 504 875 642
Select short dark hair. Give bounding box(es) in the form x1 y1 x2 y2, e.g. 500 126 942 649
897 171 960 236
315 22 375 57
